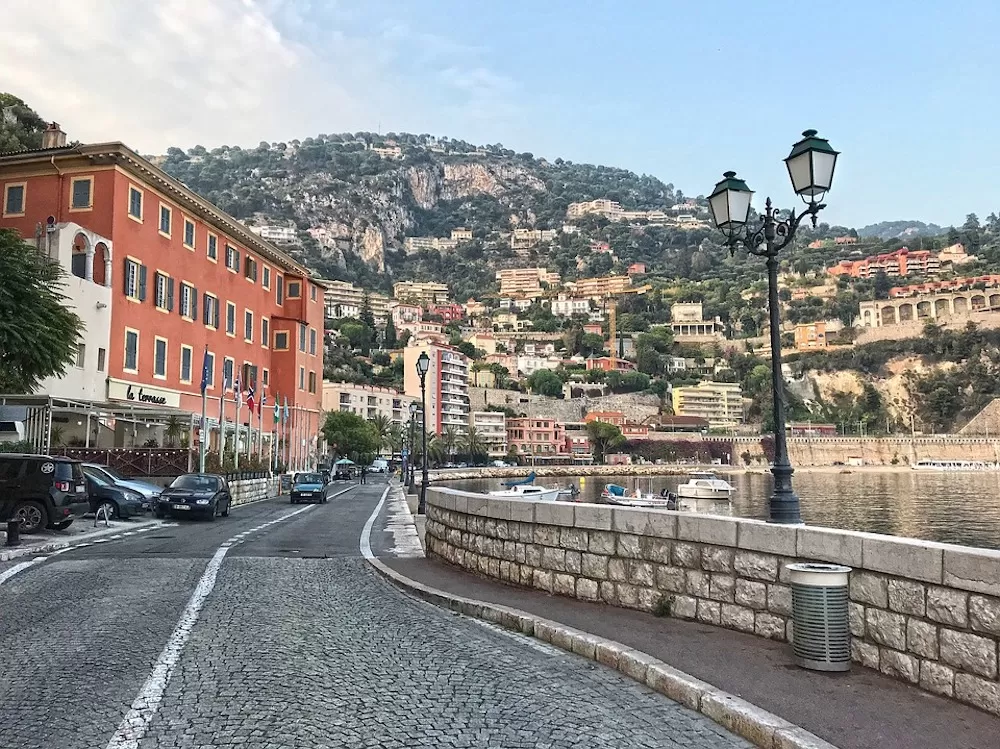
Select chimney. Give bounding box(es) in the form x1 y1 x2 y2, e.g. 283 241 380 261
41 122 67 149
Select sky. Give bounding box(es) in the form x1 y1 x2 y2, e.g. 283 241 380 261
1 0 997 229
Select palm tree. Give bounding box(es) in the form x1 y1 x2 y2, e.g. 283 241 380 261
427 434 448 466
440 426 460 462
163 415 184 448
368 414 391 455
387 422 404 457
461 427 487 463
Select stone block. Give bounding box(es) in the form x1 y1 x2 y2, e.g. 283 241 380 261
685 570 710 597
595 641 625 668
617 533 642 559
637 587 660 611
576 577 599 600
508 500 534 522
767 584 793 616
518 523 534 543
534 502 574 527
738 520 797 556
940 628 998 678
532 569 553 593
866 608 907 650
851 640 880 670
879 648 919 684
639 536 672 564
533 524 559 547
553 573 576 596
488 557 500 578
520 565 534 587
600 581 617 604
849 602 865 638
612 508 653 535
582 553 608 580
773 727 841 749
655 565 686 593
467 495 490 517
514 543 527 564
849 572 888 608
672 595 698 619
735 579 768 610
564 551 582 574
588 530 616 555
678 514 739 546
608 558 629 583
970 595 1000 636
863 535 944 584
645 510 678 539
702 547 734 573
709 574 736 603
525 544 542 567
954 673 1000 716
734 551 779 582
671 542 701 569
645 662 714 711
701 693 793 749
628 560 655 587
926 586 968 627
944 546 1000 597
559 527 589 552
571 634 600 660
696 599 721 625
721 603 755 633
754 612 786 640
919 661 955 698
540 546 566 572
887 579 926 616
573 503 612 530
618 650 660 683
906 619 938 660
617 583 639 608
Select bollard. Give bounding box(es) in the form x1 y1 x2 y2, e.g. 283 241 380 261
5 519 21 547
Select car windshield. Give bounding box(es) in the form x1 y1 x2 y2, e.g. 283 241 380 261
170 475 220 491
85 469 110 487
98 465 126 481
295 473 323 484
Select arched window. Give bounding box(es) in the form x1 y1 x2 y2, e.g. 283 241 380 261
71 234 88 280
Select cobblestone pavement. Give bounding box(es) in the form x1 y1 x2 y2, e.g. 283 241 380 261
0 480 751 748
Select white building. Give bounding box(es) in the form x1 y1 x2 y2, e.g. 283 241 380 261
323 280 391 321
551 296 592 317
404 342 470 435
470 411 507 458
250 225 297 244
321 382 415 426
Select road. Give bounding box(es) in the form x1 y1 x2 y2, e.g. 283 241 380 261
0 478 750 749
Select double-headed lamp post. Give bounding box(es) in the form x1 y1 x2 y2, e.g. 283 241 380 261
707 130 839 525
407 401 417 493
416 351 431 514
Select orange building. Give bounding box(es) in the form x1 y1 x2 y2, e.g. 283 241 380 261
506 418 568 461
793 322 828 351
0 126 325 469
827 248 939 279
585 356 636 372
583 411 649 438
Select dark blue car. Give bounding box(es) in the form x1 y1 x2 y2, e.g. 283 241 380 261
291 473 327 504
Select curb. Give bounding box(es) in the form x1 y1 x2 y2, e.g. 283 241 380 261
0 517 164 562
365 552 837 749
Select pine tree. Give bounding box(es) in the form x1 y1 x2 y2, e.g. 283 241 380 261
383 315 398 348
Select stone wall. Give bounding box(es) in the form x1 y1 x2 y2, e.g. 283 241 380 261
230 475 283 506
469 387 661 424
425 489 1000 716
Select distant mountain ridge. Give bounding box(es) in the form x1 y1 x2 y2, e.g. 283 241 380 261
857 220 945 241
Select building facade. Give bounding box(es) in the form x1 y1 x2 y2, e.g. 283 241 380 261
583 411 649 438
403 342 470 435
506 417 568 461
322 280 391 321
393 281 450 306
828 248 940 279
550 295 592 317
570 275 634 300
470 411 507 458
321 382 415 425
794 322 828 350
496 267 560 297
668 302 726 342
671 382 744 429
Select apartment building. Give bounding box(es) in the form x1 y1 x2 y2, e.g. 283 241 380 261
671 382 744 429
583 411 649 438
0 125 325 465
506 417 568 461
550 295 592 317
403 342 470 435
249 225 297 244
393 281 450 306
668 302 726 342
569 275 633 300
566 199 621 220
403 228 473 254
510 228 558 251
794 322 828 351
470 411 507 458
563 422 593 463
828 248 941 279
322 279 391 321
496 267 561 297
322 382 415 425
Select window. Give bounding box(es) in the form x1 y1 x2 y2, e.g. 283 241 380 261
274 331 289 350
154 272 174 311
3 183 25 216
154 337 168 379
261 317 269 348
225 245 240 272
179 282 196 319
75 344 86 369
226 302 236 335
70 178 93 210
128 186 142 220
299 323 307 352
287 280 301 299
223 358 234 390
262 368 269 386
204 352 215 389
262 266 271 290
311 285 317 302
183 218 195 249
203 294 219 329
159 204 172 236
180 345 193 383
124 329 139 373
123 258 147 301
276 276 285 305
244 255 258 282
309 328 317 355
299 366 305 390
244 309 253 342
308 371 316 394
97 347 106 372
207 233 218 262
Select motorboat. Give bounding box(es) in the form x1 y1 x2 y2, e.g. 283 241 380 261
911 460 999 471
600 483 677 509
676 472 735 501
488 483 562 501
557 484 580 500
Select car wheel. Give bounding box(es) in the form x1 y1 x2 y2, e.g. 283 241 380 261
154 507 165 519
207 504 217 521
290 497 297 504
11 501 47 535
49 519 74 531
221 500 230 517
97 500 119 521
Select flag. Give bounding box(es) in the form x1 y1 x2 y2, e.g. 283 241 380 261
259 389 266 416
273 397 280 423
246 381 256 414
233 374 241 404
283 396 290 423
199 346 211 394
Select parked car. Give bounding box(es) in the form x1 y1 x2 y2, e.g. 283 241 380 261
491 460 508 468
84 470 148 520
291 473 327 504
156 474 232 520
0 454 90 534
82 463 163 502
368 459 389 473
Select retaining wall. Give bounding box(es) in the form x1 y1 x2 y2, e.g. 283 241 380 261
230 475 283 506
425 489 1000 717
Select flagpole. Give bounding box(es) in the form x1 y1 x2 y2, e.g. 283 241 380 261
199 388 207 473
218 392 225 464
234 387 241 473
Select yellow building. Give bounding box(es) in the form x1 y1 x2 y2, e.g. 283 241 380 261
794 321 828 351
570 275 633 300
322 280 391 321
393 281 450 306
322 382 415 425
496 267 561 297
671 382 744 429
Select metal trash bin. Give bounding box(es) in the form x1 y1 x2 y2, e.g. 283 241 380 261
786 563 852 672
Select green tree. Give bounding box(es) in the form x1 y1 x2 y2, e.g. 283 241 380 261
586 421 625 464
526 369 564 397
0 230 84 393
461 427 487 462
163 415 185 447
580 333 606 357
383 316 398 349
0 94 47 151
322 411 380 462
368 413 391 453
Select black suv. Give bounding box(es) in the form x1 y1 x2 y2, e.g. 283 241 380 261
0 454 90 534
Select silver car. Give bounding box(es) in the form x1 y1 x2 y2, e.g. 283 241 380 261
82 463 163 501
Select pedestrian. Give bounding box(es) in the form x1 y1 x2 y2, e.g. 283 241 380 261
360 465 367 485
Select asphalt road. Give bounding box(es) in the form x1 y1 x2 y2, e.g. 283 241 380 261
0 478 750 749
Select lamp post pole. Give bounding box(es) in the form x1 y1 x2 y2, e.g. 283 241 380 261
408 403 417 494
416 351 431 514
707 130 839 524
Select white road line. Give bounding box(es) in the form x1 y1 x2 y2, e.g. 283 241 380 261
0 559 43 585
360 485 392 561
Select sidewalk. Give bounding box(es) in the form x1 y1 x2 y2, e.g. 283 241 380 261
1 516 164 562
382 547 999 749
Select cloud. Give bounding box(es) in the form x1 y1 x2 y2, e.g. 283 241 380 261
0 0 520 152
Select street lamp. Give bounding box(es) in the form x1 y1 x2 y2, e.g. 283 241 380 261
408 401 417 493
707 130 839 524
416 351 430 514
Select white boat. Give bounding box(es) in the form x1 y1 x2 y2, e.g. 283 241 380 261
911 460 999 472
676 472 735 501
488 484 562 501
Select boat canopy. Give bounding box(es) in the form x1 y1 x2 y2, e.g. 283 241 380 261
503 471 536 487
604 484 627 497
